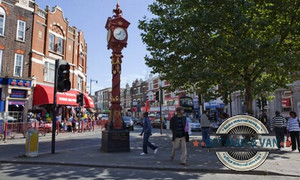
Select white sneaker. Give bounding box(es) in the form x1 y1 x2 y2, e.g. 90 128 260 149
140 152 147 156
154 148 158 154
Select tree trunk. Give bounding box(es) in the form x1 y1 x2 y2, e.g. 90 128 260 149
245 86 253 115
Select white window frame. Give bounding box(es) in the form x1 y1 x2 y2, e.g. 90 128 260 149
57 37 63 53
77 76 83 91
0 7 6 36
43 62 55 82
16 20 26 41
14 54 23 77
49 33 55 51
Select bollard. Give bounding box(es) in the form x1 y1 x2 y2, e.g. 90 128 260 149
4 122 8 142
92 121 95 131
81 121 84 132
34 121 37 130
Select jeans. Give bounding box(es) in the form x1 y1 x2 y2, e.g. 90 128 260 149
274 127 285 148
290 131 300 151
143 132 157 154
202 127 210 146
171 137 187 163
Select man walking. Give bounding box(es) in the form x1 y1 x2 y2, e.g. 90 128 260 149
201 110 211 147
170 107 189 166
140 112 158 155
271 111 286 150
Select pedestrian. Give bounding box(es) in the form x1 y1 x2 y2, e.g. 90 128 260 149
170 106 189 166
140 112 158 155
71 115 76 133
259 110 268 129
201 110 211 147
286 111 300 152
271 111 286 150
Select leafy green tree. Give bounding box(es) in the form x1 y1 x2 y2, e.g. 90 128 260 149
139 0 300 114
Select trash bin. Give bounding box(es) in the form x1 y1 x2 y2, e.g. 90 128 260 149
25 129 39 157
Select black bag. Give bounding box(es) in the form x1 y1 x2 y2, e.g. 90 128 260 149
185 132 189 142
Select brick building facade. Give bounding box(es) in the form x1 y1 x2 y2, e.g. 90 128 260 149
31 4 87 91
0 0 34 120
30 4 94 120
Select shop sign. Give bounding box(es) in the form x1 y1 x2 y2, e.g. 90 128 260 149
9 100 25 105
10 89 27 98
9 79 31 87
282 98 291 107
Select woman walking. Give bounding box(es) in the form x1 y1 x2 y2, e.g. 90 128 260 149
286 111 300 152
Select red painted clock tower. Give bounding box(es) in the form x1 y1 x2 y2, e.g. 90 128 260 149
101 2 130 152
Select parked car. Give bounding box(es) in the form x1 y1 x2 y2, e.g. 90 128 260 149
123 116 134 131
133 118 143 125
186 117 201 131
0 115 17 123
151 118 166 129
100 114 109 121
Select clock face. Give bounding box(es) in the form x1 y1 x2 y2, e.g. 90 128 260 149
113 27 126 41
107 30 111 42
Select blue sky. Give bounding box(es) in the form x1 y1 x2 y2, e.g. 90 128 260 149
35 0 155 94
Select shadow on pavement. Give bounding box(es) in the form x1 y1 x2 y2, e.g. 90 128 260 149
0 163 203 180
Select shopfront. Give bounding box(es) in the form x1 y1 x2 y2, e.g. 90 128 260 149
32 84 95 121
0 77 33 121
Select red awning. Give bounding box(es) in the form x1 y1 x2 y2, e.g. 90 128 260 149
33 84 78 106
84 93 95 108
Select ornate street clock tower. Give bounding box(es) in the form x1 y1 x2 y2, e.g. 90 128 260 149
101 2 130 152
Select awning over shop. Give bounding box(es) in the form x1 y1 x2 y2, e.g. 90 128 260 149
84 93 95 108
33 84 78 106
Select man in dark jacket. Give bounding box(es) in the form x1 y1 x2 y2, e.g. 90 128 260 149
140 112 158 155
170 106 189 166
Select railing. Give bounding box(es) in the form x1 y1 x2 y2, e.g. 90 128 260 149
0 120 104 142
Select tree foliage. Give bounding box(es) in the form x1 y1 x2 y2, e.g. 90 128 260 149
138 0 300 113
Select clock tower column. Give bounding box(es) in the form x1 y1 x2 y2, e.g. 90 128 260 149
101 2 130 152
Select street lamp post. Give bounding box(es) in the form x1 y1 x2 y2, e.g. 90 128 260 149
90 79 98 95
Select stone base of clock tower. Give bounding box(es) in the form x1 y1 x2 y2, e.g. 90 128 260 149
101 129 130 152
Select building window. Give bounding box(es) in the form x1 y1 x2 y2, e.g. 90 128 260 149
44 62 55 82
77 76 83 91
149 82 153 91
49 33 55 51
16 20 26 41
0 7 6 36
0 50 2 75
57 37 63 53
14 54 23 77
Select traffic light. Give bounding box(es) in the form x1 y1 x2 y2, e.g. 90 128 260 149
57 60 71 92
156 91 159 101
262 97 267 107
256 99 261 109
76 93 84 106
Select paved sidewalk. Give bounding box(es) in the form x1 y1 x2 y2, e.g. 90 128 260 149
1 130 300 177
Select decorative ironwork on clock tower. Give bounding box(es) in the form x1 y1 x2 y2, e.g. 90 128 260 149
102 2 130 152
